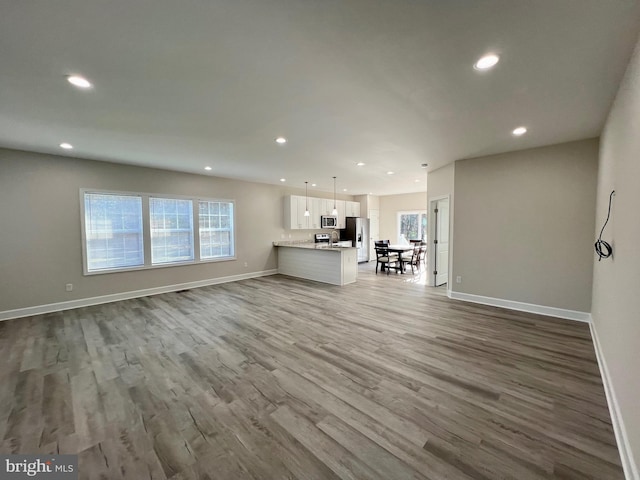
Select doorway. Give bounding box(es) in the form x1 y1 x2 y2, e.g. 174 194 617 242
428 196 450 287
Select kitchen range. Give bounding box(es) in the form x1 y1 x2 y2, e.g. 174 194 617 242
314 232 351 247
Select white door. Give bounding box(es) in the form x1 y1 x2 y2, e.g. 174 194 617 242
434 198 449 286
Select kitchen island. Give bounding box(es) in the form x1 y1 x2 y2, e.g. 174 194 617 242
273 242 357 286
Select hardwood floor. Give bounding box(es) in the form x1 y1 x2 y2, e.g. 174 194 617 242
0 265 623 479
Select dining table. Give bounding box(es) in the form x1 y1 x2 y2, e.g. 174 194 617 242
385 244 415 273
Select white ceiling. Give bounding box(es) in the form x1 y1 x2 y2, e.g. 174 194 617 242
1 1 639 196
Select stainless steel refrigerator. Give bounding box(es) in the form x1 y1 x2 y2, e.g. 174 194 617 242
342 217 369 263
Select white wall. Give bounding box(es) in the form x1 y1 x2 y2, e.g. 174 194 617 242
451 139 598 313
379 192 428 243
592 34 640 478
427 163 454 200
0 148 350 316
354 194 380 218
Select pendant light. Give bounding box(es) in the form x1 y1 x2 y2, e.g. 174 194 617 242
331 176 338 215
304 181 310 217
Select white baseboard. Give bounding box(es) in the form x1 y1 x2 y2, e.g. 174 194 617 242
590 321 639 480
0 269 278 322
447 290 591 322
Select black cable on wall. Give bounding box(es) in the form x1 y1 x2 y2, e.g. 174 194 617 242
595 190 615 261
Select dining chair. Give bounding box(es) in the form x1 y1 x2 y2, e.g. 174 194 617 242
402 244 422 274
418 244 427 268
375 246 400 275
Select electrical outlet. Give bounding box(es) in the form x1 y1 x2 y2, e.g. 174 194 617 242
65 283 73 292
456 276 462 284
244 262 248 267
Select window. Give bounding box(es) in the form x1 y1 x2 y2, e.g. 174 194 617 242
81 190 235 274
84 193 144 272
199 200 234 259
150 197 194 264
397 211 427 243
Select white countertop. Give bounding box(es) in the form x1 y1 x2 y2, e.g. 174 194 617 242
273 242 355 250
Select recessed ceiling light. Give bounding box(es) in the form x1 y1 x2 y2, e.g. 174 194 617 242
204 166 212 171
474 54 500 71
356 162 365 166
387 171 395 175
311 183 317 187
59 142 73 149
512 126 527 136
415 179 420 183
343 188 348 192
275 137 287 144
66 75 92 89
280 178 286 182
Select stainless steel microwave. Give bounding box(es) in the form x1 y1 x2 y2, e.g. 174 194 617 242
321 215 338 228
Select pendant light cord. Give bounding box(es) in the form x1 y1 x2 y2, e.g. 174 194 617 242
331 176 338 215
304 181 310 216
595 190 615 261
333 176 336 209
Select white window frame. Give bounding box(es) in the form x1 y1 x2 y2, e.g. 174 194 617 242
396 210 427 244
149 196 196 265
198 200 235 260
82 191 145 273
80 188 236 275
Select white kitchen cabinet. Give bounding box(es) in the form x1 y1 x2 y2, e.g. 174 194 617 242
298 195 312 229
284 196 360 230
336 200 346 228
284 195 312 230
345 201 361 218
283 195 296 229
318 198 341 215
309 198 322 229
319 198 331 216
299 196 313 229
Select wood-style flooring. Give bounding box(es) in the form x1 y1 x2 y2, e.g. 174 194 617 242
0 265 623 479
